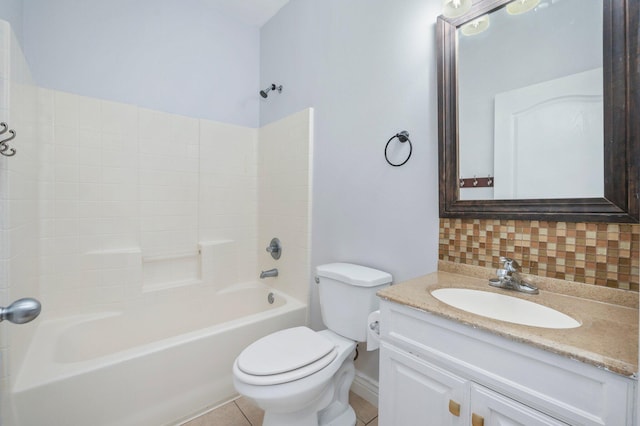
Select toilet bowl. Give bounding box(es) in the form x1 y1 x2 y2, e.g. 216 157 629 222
232 263 392 426
233 328 356 426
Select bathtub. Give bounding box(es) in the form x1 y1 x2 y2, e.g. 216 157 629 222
11 283 307 426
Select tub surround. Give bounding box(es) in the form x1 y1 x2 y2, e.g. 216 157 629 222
26 88 314 317
377 261 638 377
5 102 314 424
0 20 40 426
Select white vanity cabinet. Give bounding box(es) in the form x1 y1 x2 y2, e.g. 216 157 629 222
378 299 637 426
380 345 567 425
380 344 467 425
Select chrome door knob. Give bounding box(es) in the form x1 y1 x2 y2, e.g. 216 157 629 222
0 298 42 324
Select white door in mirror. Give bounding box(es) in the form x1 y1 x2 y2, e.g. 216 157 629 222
493 68 604 200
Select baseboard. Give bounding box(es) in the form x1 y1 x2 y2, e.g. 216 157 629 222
350 372 379 408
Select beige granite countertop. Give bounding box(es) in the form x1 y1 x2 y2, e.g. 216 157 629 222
378 263 639 378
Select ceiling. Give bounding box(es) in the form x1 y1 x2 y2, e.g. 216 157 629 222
208 0 291 27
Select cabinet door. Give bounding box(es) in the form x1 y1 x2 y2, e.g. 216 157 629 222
379 343 467 426
469 384 568 426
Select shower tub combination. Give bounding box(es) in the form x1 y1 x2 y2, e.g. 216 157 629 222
11 282 306 426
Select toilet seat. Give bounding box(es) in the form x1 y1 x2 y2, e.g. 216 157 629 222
235 327 338 386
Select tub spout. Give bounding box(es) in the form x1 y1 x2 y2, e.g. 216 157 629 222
260 268 278 279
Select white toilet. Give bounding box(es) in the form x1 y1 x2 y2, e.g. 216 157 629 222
232 262 392 426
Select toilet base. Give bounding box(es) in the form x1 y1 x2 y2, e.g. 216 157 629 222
319 403 356 426
263 405 355 426
318 352 357 426
261 351 356 426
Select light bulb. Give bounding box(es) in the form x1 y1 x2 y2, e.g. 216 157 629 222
442 0 473 18
460 14 490 36
506 0 541 15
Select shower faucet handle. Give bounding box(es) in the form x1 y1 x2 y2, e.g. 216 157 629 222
266 238 282 260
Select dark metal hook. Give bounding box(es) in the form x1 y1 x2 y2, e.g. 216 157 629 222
0 130 16 146
0 122 8 136
1 146 16 156
0 129 17 157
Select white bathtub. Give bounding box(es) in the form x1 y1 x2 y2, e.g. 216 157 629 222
11 283 307 426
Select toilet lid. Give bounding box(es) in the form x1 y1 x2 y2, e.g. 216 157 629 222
234 348 337 386
237 326 335 376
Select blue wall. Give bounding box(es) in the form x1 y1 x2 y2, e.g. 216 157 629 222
20 0 261 127
0 0 22 43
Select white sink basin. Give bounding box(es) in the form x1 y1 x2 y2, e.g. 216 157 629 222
431 288 580 329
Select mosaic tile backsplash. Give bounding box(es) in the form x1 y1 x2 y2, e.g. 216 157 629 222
439 219 640 291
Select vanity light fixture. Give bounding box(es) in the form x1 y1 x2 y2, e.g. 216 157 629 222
442 0 472 18
461 14 490 36
506 0 541 15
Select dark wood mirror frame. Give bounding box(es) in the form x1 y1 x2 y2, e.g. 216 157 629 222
437 0 639 223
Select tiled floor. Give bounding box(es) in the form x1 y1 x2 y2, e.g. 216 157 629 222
183 392 378 426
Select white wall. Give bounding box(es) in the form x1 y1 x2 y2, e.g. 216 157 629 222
21 0 261 128
260 0 442 382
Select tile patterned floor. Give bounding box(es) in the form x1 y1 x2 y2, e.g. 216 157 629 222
183 392 378 426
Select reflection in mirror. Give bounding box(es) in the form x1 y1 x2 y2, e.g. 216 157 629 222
457 0 603 201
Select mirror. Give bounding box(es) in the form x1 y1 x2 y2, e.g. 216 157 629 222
437 0 639 222
459 0 603 201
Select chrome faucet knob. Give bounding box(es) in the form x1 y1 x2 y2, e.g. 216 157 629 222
499 256 519 272
491 257 538 294
266 238 281 260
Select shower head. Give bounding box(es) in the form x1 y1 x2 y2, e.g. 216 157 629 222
260 83 283 99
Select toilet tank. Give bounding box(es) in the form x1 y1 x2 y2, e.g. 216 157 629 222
316 263 392 341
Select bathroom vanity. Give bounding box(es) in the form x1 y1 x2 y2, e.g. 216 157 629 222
377 269 638 425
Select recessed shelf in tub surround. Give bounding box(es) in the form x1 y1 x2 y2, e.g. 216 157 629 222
377 261 639 377
84 240 239 293
142 248 201 291
142 240 238 292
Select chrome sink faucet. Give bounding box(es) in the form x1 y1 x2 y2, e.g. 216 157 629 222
489 256 539 294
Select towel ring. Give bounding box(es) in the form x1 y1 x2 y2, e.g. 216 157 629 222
385 131 412 167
